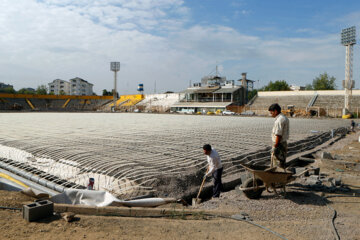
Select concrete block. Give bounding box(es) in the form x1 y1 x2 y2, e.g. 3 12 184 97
309 175 319 180
295 167 309 176
327 177 335 187
334 178 342 186
308 167 320 176
287 167 296 174
306 175 322 186
23 200 54 222
321 151 333 160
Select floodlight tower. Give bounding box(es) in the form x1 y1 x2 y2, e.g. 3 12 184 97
110 62 120 111
341 26 356 115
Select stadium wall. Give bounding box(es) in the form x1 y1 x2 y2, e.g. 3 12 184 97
258 90 360 96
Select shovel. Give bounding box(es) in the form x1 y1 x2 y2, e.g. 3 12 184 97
192 175 207 206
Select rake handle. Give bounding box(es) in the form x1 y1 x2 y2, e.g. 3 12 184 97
196 175 207 200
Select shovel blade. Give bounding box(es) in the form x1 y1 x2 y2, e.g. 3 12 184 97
192 198 201 206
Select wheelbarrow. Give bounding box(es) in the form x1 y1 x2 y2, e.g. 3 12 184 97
238 163 309 199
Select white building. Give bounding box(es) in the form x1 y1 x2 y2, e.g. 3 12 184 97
48 79 70 95
69 77 94 96
290 85 305 91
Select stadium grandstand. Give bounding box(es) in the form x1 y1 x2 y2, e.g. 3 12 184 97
247 90 360 117
105 94 144 111
135 93 184 112
0 93 113 111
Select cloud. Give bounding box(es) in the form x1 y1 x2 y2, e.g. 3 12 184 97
0 0 352 94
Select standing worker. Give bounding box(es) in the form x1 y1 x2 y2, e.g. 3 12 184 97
268 103 289 169
203 144 223 198
351 120 356 132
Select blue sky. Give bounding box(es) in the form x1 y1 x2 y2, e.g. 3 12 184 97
0 0 359 94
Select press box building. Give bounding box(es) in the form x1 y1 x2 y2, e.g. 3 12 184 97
171 73 254 113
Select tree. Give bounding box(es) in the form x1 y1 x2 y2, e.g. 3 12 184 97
312 73 336 90
17 88 35 94
262 80 290 91
59 90 66 95
36 85 48 95
0 86 16 94
102 89 112 96
305 84 313 90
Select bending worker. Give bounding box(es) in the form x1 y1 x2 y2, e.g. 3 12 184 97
268 103 289 169
203 144 223 198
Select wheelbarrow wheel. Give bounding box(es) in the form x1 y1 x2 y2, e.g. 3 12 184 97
242 178 264 199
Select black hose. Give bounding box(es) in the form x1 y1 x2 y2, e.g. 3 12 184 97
104 211 289 240
218 215 289 240
324 194 359 199
321 196 340 240
0 206 22 211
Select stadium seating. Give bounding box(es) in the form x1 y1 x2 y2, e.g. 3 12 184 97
312 95 360 109
135 93 183 112
249 95 313 110
0 95 112 111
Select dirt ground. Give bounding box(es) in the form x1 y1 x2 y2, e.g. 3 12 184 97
0 131 359 240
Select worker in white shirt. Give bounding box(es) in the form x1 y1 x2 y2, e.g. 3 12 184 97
203 144 223 198
268 103 289 169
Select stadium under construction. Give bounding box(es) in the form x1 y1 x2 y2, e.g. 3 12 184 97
0 71 359 201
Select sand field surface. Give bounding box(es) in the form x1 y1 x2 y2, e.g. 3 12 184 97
0 113 349 198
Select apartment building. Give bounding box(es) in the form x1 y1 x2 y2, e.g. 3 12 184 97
69 77 93 96
48 79 70 95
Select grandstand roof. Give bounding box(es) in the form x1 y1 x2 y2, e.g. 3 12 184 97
171 102 231 108
182 87 220 94
213 87 241 94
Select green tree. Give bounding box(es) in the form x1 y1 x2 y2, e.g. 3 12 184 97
102 89 112 96
312 73 336 90
36 85 48 95
305 84 313 90
17 88 35 94
0 87 16 94
59 90 66 95
262 80 290 91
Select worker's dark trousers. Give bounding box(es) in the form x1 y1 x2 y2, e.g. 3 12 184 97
212 167 223 198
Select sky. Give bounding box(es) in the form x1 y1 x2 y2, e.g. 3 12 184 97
1 0 360 94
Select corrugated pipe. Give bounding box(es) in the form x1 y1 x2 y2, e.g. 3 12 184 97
0 160 66 194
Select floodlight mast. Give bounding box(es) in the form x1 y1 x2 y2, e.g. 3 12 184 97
110 62 120 111
341 26 356 115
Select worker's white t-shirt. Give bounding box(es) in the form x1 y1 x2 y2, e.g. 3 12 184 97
206 149 222 176
272 113 289 143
